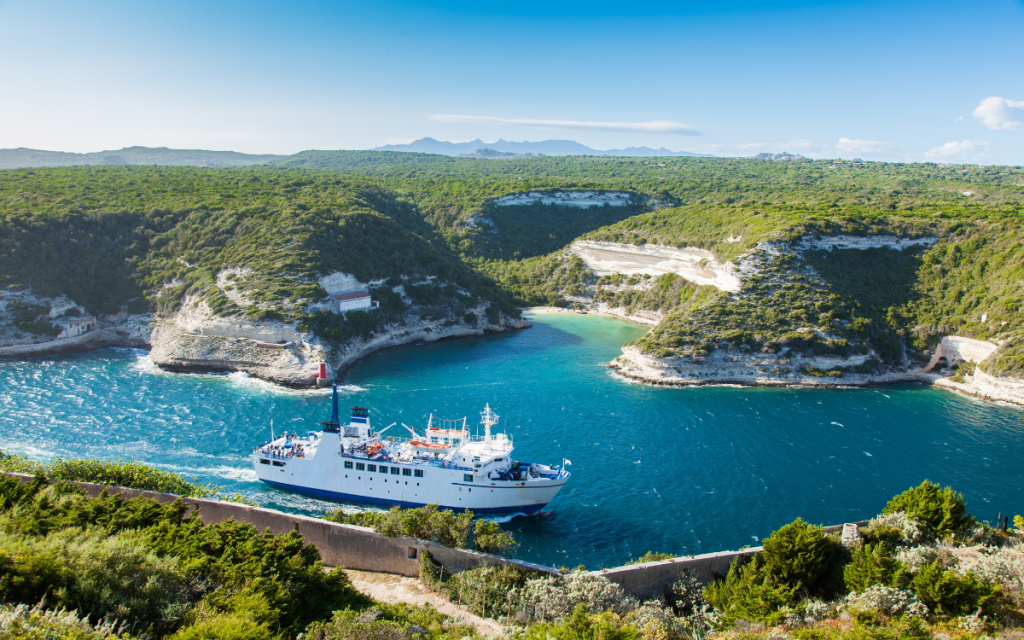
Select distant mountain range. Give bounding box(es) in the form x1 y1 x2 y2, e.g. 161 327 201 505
374 137 713 157
0 146 284 170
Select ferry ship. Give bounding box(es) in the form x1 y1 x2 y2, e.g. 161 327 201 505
252 387 571 514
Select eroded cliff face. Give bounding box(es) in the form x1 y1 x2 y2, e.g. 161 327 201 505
565 237 1024 407
147 294 528 387
609 345 920 388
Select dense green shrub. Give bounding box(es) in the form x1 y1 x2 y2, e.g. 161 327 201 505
703 557 799 627
521 604 639 640
843 544 907 592
325 504 515 553
0 526 190 636
761 518 845 597
911 561 1002 618
168 592 278 640
0 475 370 637
0 451 217 498
303 603 477 640
883 481 974 539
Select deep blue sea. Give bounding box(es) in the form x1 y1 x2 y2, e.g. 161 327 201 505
2 312 1023 569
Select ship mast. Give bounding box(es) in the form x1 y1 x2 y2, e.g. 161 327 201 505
480 404 498 444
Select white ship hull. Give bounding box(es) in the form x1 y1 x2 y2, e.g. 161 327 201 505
254 454 567 514
253 392 570 514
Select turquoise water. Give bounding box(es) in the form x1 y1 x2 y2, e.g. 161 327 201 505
2 312 1023 569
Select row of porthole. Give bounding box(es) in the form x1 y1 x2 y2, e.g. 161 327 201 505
345 475 420 487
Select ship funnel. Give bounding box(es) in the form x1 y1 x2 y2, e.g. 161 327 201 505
331 385 339 425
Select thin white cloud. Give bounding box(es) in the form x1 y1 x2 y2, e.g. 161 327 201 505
837 137 891 153
428 114 701 135
972 97 1024 130
700 139 827 155
205 132 272 140
954 116 964 123
923 139 989 160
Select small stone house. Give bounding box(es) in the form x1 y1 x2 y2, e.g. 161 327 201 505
330 291 379 313
55 315 97 339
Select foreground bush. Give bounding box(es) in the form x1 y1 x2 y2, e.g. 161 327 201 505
843 543 907 593
883 481 974 540
303 604 476 640
325 503 516 553
911 560 1002 618
0 450 217 498
761 518 845 597
0 526 190 636
0 475 370 637
0 602 135 640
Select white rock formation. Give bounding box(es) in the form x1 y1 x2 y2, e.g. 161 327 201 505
921 335 998 371
571 241 742 292
494 191 631 207
170 295 303 343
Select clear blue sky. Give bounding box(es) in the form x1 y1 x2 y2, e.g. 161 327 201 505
1 0 1022 164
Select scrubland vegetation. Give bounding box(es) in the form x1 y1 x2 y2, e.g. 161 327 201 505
1 153 1022 375
2 454 1023 639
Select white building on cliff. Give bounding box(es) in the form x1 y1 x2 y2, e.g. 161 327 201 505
54 315 97 339
330 290 379 313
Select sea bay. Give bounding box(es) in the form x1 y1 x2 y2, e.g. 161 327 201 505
2 311 1022 569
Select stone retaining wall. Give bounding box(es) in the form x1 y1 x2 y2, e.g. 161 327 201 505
593 520 870 599
3 473 559 577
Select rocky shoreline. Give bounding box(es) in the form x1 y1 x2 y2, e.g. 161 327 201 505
607 341 1024 409
4 296 1022 408
147 302 530 387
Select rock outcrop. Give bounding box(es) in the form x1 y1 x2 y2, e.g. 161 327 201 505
609 345 923 389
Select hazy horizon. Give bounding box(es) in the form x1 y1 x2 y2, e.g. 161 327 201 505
1 0 1021 164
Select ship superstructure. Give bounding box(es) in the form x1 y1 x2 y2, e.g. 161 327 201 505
252 386 570 514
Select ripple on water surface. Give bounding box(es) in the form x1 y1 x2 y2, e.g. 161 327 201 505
2 314 1023 569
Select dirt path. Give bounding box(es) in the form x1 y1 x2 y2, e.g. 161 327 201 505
343 569 504 637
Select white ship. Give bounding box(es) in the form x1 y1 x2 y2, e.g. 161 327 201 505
252 387 571 514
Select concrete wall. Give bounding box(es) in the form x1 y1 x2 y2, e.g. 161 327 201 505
593 520 871 599
0 329 107 357
2 472 559 577
594 548 763 600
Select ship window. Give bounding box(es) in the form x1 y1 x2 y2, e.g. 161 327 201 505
463 474 473 482
391 467 400 475
260 459 270 465
414 470 423 478
379 466 388 474
344 461 353 469
403 468 412 476
273 461 285 467
356 463 365 471
368 464 376 472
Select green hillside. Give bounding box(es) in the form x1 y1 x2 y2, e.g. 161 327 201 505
0 166 518 346
2 156 1023 377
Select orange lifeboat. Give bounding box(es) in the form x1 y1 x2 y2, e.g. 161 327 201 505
410 441 451 450
365 442 383 456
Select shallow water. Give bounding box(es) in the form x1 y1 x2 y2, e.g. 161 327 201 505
2 312 1023 568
